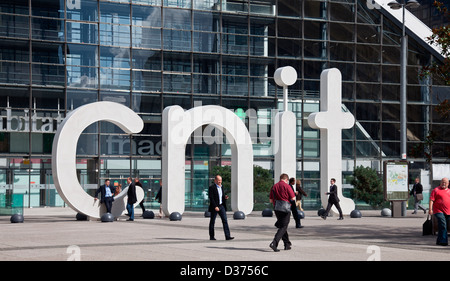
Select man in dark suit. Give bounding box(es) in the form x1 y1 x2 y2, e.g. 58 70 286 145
208 175 234 241
94 179 116 214
321 178 344 220
126 177 137 221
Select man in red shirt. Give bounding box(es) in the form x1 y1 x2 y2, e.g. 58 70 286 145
269 173 296 252
430 177 450 246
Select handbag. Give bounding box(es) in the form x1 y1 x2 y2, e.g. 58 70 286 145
422 215 433 236
416 193 424 201
274 200 291 213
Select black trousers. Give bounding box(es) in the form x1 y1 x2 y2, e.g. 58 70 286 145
325 201 343 218
273 210 291 247
290 200 301 227
209 205 231 239
104 197 113 213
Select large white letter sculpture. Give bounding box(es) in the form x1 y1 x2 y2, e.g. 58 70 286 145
52 101 145 219
273 66 297 181
162 105 254 216
307 68 355 215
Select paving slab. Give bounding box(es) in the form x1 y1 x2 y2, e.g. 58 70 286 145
0 207 447 261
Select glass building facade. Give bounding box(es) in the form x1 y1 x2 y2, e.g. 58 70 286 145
0 0 448 211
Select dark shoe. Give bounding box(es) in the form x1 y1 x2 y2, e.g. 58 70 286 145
210 237 216 240
436 242 448 246
226 237 234 241
296 225 304 228
338 217 344 220
269 242 279 252
321 215 327 220
284 245 292 250
126 218 134 221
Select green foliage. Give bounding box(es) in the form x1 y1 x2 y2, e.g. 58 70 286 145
351 165 385 209
211 165 273 192
211 165 274 211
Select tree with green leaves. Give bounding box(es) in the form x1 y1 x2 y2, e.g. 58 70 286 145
351 166 385 209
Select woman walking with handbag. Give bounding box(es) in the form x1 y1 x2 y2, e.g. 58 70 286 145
411 177 427 214
269 173 296 252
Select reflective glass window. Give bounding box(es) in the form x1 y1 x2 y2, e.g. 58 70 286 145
163 8 191 30
67 66 98 88
0 40 29 62
278 0 301 18
66 0 98 22
67 21 98 44
31 0 64 18
132 27 161 49
100 24 131 47
0 15 29 39
67 44 97 66
0 0 28 15
304 0 326 19
100 2 130 25
132 5 161 27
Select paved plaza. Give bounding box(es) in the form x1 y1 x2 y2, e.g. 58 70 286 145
0 207 448 261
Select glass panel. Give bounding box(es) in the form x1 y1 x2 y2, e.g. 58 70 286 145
382 84 400 101
32 0 64 18
357 122 380 140
356 24 380 43
330 22 353 41
193 74 219 94
100 46 130 68
132 70 161 92
193 0 220 10
163 30 192 51
163 73 191 93
0 87 29 108
193 32 220 53
100 2 130 25
356 83 379 101
382 65 400 83
278 0 301 18
67 44 97 66
278 39 301 57
67 66 98 88
356 102 380 121
382 103 399 122
67 89 98 110
32 88 65 110
32 64 65 86
330 2 354 22
132 5 161 27
304 0 326 19
356 44 380 63
31 18 64 41
304 20 326 40
132 27 161 49
100 68 131 89
67 21 98 44
0 0 28 15
0 39 29 62
356 63 380 82
0 15 29 39
100 24 131 47
132 49 161 70
66 0 98 22
163 8 191 30
330 42 354 61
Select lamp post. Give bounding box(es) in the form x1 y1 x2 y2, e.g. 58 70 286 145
387 0 420 160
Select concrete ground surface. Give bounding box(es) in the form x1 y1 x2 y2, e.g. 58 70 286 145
0 207 448 261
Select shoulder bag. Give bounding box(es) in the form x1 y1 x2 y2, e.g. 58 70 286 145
274 200 291 213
